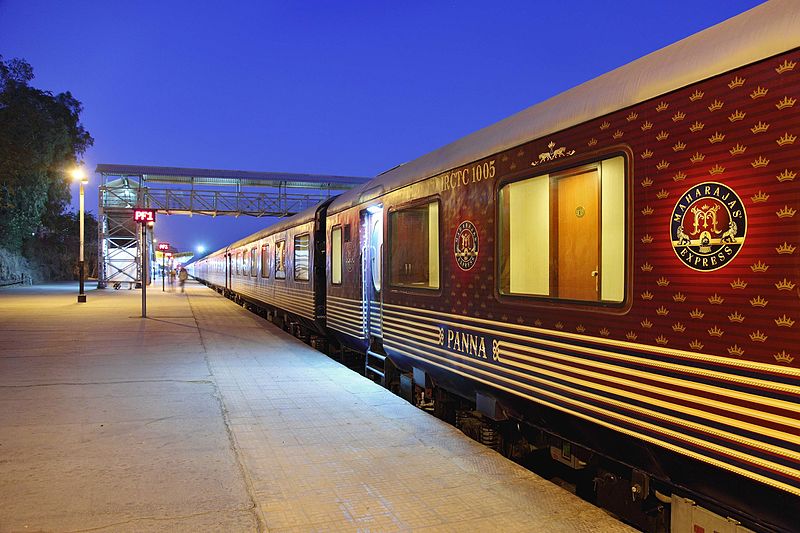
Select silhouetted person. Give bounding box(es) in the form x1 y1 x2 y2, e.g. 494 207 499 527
178 267 188 293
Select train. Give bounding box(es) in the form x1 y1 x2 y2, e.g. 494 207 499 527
191 2 800 531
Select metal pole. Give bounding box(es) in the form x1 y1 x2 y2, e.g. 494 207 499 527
162 253 165 292
141 223 147 318
78 180 87 302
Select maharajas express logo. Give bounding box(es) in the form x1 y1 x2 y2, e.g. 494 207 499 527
454 220 479 271
670 182 747 271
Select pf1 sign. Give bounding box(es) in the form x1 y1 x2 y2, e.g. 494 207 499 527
133 208 156 224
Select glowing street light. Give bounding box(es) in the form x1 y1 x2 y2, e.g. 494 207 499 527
196 244 206 255
71 166 89 303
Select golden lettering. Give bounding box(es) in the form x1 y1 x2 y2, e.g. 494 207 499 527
442 327 489 360
437 160 496 193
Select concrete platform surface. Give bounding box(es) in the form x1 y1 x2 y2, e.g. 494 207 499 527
0 281 634 532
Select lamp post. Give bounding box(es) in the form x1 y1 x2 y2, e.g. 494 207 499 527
71 167 89 303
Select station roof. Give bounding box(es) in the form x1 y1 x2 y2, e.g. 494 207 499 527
95 164 370 190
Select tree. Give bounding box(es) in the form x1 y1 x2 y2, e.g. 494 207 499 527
0 56 93 252
23 211 99 280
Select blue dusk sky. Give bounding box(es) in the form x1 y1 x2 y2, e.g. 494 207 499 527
0 0 765 255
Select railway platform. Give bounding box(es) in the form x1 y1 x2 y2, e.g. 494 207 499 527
0 281 633 532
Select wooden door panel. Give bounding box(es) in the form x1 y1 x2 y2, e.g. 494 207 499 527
556 170 599 300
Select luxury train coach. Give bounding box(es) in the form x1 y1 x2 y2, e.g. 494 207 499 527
192 2 799 531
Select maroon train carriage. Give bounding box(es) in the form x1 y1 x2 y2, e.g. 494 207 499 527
192 2 799 531
193 199 331 337
321 3 799 532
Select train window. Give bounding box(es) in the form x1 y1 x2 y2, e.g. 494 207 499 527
235 251 241 275
275 240 286 279
294 234 310 281
243 250 250 276
389 200 440 289
250 248 258 277
498 155 625 303
331 226 343 285
261 244 270 278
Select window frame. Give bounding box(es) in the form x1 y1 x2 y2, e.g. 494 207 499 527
250 247 258 277
330 224 343 285
293 232 311 282
261 243 270 278
495 149 631 311
274 239 286 280
387 196 442 294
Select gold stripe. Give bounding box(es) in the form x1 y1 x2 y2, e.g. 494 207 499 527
272 286 314 297
389 334 800 475
327 304 363 319
328 306 364 323
497 335 800 415
328 304 364 315
384 339 800 496
238 279 314 296
328 295 363 308
327 318 364 338
383 316 439 335
239 289 313 318
497 345 800 455
384 307 800 395
326 307 364 325
383 303 800 378
382 320 438 345
499 340 800 426
266 298 313 315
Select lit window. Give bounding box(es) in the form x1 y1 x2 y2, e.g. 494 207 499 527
498 155 626 303
275 240 286 279
261 244 269 278
250 248 258 277
389 200 439 289
331 226 342 285
294 234 310 281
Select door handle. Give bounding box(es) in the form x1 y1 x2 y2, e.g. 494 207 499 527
591 268 599 293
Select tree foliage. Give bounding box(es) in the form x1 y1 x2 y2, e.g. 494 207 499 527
23 211 99 280
0 55 93 253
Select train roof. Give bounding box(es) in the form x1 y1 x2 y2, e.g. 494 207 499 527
204 201 328 258
328 0 800 214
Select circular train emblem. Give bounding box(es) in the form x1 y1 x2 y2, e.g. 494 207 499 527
670 182 747 271
454 220 479 271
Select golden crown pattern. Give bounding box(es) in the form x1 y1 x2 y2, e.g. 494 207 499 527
504 52 800 366
728 311 745 323
729 143 746 155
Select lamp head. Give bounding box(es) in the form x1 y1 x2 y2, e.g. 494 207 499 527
71 167 88 184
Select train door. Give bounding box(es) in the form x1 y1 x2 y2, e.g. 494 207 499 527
555 169 599 300
226 253 232 290
363 205 383 339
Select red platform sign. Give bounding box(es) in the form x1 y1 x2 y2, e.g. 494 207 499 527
133 208 156 223
157 242 170 251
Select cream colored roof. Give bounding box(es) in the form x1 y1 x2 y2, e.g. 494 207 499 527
329 0 799 214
